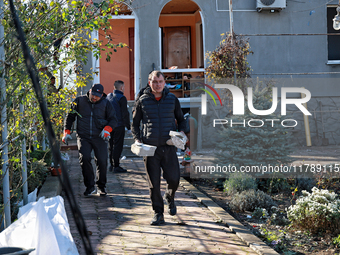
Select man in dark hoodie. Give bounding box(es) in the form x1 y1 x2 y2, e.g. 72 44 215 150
107 80 131 173
62 84 117 197
132 71 188 225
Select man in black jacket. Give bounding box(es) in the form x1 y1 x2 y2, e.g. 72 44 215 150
107 80 131 173
132 71 187 225
62 84 117 197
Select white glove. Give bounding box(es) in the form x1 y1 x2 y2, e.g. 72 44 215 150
62 130 72 145
100 129 111 141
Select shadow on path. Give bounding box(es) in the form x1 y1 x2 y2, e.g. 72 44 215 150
63 151 257 255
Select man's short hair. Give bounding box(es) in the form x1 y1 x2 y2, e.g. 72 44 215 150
114 80 124 90
148 71 165 81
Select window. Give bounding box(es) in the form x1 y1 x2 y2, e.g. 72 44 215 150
327 6 340 60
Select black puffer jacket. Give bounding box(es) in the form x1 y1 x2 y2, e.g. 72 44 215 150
64 92 117 139
132 87 187 147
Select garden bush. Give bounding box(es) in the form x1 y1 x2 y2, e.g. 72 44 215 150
252 207 269 219
30 149 52 167
295 178 316 192
223 172 257 195
1 158 48 222
257 178 293 194
287 187 340 235
229 189 276 212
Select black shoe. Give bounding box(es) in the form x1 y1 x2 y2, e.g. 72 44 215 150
109 165 113 172
164 193 177 216
97 187 107 197
84 186 96 197
114 166 127 173
150 213 165 225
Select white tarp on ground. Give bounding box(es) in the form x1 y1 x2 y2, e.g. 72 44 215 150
0 196 79 255
17 188 37 207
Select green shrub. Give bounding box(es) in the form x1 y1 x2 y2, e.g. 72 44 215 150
229 189 276 212
267 212 289 226
295 178 316 192
287 187 340 235
333 234 340 248
257 178 292 194
0 159 48 222
252 207 269 219
223 172 257 195
11 159 48 195
30 149 52 167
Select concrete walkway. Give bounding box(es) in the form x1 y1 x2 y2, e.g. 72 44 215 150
62 150 264 255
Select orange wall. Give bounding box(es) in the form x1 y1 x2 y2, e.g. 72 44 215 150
99 19 134 100
159 15 201 68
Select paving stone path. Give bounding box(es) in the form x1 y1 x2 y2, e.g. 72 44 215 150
63 150 257 255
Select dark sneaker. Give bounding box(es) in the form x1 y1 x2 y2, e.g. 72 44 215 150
164 193 177 216
114 166 127 173
150 213 165 225
84 186 96 197
109 165 113 172
97 187 107 197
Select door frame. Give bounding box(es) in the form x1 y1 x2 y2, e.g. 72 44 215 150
159 11 206 72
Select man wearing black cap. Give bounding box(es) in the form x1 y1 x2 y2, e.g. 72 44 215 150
62 84 117 197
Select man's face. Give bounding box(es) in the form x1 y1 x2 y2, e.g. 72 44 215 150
89 90 102 103
149 74 165 94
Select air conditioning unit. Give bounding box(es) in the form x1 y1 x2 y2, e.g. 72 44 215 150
256 0 286 12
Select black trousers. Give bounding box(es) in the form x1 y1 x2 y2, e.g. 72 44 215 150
144 145 180 214
77 136 108 189
109 126 125 167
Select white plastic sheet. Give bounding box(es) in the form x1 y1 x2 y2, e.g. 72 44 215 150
0 196 78 255
17 188 37 207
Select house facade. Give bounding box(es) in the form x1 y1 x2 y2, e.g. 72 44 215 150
82 0 340 148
